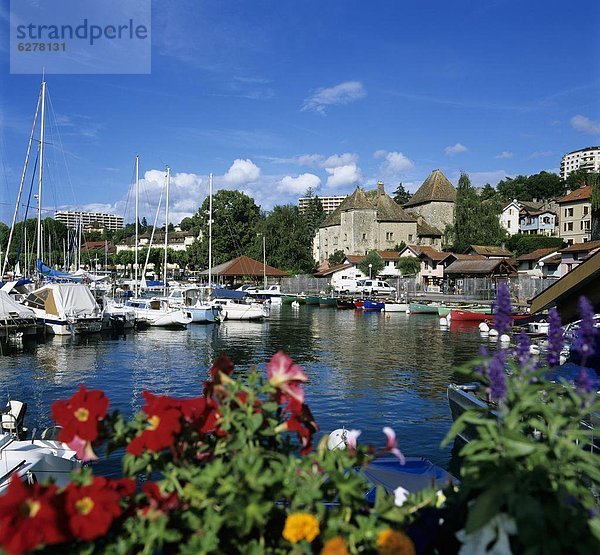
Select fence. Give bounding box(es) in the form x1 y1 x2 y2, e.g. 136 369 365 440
281 275 330 295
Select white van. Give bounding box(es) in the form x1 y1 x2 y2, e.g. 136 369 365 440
333 278 365 295
357 279 395 296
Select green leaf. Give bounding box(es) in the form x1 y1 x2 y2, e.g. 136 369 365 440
465 485 505 534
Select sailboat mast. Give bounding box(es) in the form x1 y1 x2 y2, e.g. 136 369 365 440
163 165 170 296
1 88 41 278
36 79 46 275
134 155 139 297
208 173 213 287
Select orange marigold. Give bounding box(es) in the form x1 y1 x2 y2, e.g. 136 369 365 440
282 512 320 544
376 529 415 555
321 536 349 555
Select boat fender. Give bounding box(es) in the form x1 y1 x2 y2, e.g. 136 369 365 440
500 334 510 343
478 322 490 333
488 328 499 337
327 428 348 451
439 317 448 327
529 345 541 356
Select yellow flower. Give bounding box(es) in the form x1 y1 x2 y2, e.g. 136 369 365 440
376 529 415 555
321 536 349 555
282 512 320 544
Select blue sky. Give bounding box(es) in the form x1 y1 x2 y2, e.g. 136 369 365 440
1 0 599 224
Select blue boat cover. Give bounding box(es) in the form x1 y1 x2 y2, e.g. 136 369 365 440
211 288 246 300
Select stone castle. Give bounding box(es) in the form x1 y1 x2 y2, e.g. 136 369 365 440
315 169 456 262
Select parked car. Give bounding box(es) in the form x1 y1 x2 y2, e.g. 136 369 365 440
357 279 395 296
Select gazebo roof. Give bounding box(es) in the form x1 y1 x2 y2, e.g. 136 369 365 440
199 256 288 277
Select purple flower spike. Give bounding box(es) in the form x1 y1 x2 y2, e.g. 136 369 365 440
546 308 563 367
514 331 531 369
573 297 597 366
575 367 594 397
493 282 513 335
488 349 507 401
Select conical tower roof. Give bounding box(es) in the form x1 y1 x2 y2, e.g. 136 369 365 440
320 187 373 227
404 169 456 207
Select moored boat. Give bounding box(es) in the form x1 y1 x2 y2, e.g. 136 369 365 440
318 296 337 307
125 298 192 328
305 296 321 305
450 309 493 324
409 302 438 314
384 301 408 312
336 299 356 309
363 299 384 311
210 298 268 321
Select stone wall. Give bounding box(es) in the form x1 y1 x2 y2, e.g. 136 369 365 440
409 201 454 232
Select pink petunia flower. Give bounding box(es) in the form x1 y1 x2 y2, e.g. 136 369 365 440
383 427 406 465
266 351 308 404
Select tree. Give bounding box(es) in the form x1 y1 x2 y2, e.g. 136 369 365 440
358 250 384 278
526 171 565 200
480 183 499 202
257 205 314 273
328 250 345 266
392 183 411 205
179 217 194 232
496 175 528 201
397 256 420 276
449 172 507 252
187 190 263 268
302 187 325 240
588 173 600 241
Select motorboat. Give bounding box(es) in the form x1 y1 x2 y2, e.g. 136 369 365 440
162 287 221 324
20 283 103 335
408 302 439 314
125 298 192 328
101 298 137 332
247 284 283 304
363 299 384 311
0 290 39 341
0 399 81 493
210 298 268 321
384 301 408 313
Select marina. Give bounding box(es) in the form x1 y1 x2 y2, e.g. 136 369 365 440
0 302 489 475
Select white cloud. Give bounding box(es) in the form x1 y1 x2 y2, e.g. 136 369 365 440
302 81 367 114
277 173 321 194
375 150 414 175
570 115 600 135
268 152 359 169
325 163 362 189
222 158 261 186
464 170 508 187
494 151 513 159
321 152 358 168
445 143 468 156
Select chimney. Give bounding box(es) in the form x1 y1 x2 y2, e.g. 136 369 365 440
377 181 385 195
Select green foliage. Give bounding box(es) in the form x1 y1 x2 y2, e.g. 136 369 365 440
396 256 420 276
449 173 507 252
302 188 326 239
187 190 263 269
392 183 411 205
496 171 565 201
258 205 315 273
442 359 600 554
479 183 500 202
328 249 345 266
505 234 564 257
357 250 384 277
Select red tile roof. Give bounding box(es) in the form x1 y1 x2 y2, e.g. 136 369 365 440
559 240 600 254
516 247 559 262
200 256 288 277
557 185 592 204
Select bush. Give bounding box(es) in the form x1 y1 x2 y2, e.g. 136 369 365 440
505 234 564 257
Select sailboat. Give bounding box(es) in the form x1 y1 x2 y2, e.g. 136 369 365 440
124 163 192 328
3 79 103 335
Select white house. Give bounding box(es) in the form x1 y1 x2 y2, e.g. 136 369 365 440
500 200 521 235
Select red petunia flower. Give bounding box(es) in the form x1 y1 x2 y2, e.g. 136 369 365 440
65 476 132 541
140 482 180 518
127 391 182 456
51 385 109 443
0 476 68 555
266 351 308 404
276 399 319 454
209 353 235 380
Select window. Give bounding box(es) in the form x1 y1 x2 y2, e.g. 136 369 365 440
362 233 367 240
408 234 413 242
568 208 574 217
584 206 589 215
386 232 393 241
509 209 512 215
567 222 573 231
344 233 347 241
584 220 591 230
507 221 511 228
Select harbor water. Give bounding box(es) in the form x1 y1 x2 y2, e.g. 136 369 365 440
0 305 487 475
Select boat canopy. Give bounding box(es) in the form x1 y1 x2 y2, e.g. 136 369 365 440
211 288 246 300
0 291 36 319
23 283 100 318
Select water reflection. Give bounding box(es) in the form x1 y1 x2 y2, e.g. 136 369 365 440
1 306 486 471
